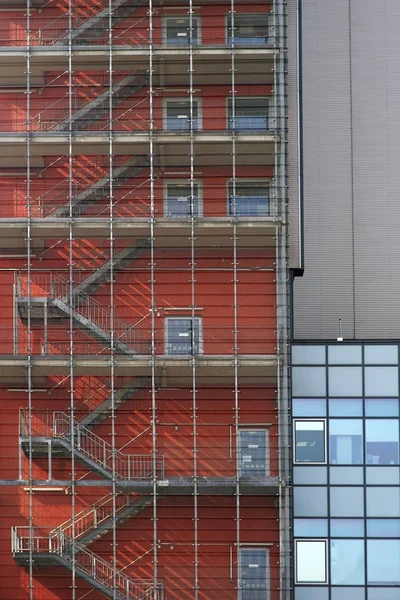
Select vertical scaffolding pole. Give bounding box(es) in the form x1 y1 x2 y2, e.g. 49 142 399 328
26 1 34 596
67 0 76 596
188 0 199 597
229 0 241 595
149 2 159 597
107 1 117 597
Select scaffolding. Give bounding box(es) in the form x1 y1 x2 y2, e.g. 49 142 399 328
0 1 291 598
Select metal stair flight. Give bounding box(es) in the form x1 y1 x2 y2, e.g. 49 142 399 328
52 73 148 132
54 0 147 47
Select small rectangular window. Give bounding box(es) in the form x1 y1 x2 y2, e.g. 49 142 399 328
228 181 270 217
165 317 202 355
295 540 328 584
294 420 326 464
227 14 270 45
164 17 200 45
329 419 363 465
165 182 200 217
365 419 399 465
240 548 269 599
228 98 269 131
164 99 200 132
239 429 269 477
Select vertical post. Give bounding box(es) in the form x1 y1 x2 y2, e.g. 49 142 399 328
43 297 48 355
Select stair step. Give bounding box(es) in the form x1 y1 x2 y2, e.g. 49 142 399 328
52 73 148 132
51 155 149 218
79 376 150 428
69 240 150 300
54 0 146 46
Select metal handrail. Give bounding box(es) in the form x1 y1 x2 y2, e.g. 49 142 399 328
53 410 164 480
11 527 163 600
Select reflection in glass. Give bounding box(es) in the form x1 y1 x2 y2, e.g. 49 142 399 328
329 420 363 464
328 367 362 397
365 419 399 465
367 519 400 537
367 540 400 584
294 420 326 463
330 539 365 585
330 519 364 537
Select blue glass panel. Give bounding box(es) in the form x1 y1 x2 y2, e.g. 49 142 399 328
293 398 326 417
365 367 399 396
329 398 362 416
365 419 399 465
328 367 362 397
330 519 364 537
229 195 269 216
294 518 328 537
329 420 363 465
330 487 364 517
328 345 362 364
292 345 326 365
364 345 398 364
292 367 326 396
229 116 268 131
365 398 399 417
330 539 365 585
367 540 400 584
367 519 400 537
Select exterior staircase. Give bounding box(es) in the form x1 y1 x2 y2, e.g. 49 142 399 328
48 155 149 218
51 73 148 132
20 409 164 481
16 239 151 355
79 376 151 428
54 0 147 47
51 492 152 549
12 526 162 600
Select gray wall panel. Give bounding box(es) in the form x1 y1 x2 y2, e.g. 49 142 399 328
294 0 400 339
287 0 301 269
294 0 354 339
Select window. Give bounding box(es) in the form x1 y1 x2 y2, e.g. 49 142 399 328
292 366 326 396
365 366 399 396
164 182 201 217
165 317 202 355
240 548 269 600
295 540 328 584
294 420 326 464
163 17 200 45
228 98 270 131
239 429 269 477
328 367 362 396
164 99 200 132
329 420 363 465
367 540 400 584
365 419 399 465
292 398 326 417
228 181 270 217
330 539 365 585
227 14 270 45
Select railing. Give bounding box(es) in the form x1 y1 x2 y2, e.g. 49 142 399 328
50 492 141 542
16 271 151 355
19 409 164 480
11 527 163 600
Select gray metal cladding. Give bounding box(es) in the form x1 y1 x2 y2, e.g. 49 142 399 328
294 0 400 340
287 0 301 270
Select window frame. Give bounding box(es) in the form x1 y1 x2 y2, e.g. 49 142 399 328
163 179 203 218
293 418 327 465
225 13 272 46
164 316 203 355
163 97 203 132
227 178 272 217
226 96 272 132
162 15 201 45
295 539 328 585
238 428 270 478
239 547 270 600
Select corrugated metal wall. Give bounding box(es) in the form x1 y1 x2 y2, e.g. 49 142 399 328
294 0 400 339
